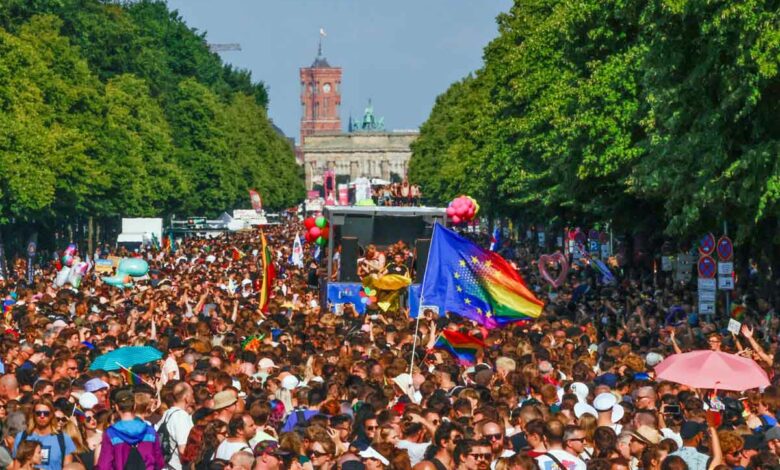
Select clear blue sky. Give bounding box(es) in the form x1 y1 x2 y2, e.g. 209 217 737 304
165 0 512 142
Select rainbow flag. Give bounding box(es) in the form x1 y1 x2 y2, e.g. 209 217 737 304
259 232 276 313
434 330 485 365
420 223 544 328
121 367 143 386
731 304 746 321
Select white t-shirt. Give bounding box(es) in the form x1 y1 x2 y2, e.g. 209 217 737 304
535 449 587 470
491 449 516 470
156 407 193 470
395 440 430 466
161 356 180 385
214 440 252 461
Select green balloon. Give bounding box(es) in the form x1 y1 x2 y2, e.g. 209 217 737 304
316 236 327 246
315 216 327 228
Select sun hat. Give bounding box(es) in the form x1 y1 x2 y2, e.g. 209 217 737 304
78 392 99 410
358 447 389 466
84 378 109 393
630 425 662 444
212 391 238 410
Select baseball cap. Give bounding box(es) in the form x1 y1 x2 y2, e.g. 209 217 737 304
680 421 708 440
258 358 277 370
253 440 292 458
764 426 780 442
646 352 664 368
79 392 99 410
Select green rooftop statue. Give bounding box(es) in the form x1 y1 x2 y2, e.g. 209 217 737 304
349 99 385 132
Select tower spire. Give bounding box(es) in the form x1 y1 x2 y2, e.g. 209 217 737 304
318 28 326 58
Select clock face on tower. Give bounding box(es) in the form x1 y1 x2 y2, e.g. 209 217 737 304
323 83 332 93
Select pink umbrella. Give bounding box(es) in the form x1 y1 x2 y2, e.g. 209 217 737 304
654 350 769 391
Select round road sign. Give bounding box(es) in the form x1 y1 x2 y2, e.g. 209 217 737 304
717 236 733 261
699 233 716 256
698 255 717 279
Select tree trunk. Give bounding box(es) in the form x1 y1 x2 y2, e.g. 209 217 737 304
88 217 94 257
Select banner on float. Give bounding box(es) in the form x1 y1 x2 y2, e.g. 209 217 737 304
327 282 367 314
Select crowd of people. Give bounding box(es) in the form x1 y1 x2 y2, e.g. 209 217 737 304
0 218 777 470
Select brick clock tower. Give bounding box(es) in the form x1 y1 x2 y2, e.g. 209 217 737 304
299 43 342 144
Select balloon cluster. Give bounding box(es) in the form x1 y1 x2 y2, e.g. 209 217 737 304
446 195 480 225
54 244 89 288
103 258 149 288
304 216 329 246
359 287 377 305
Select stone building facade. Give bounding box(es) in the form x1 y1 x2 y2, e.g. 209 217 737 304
302 131 417 189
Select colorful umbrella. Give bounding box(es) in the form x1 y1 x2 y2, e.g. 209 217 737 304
654 350 769 391
89 346 163 371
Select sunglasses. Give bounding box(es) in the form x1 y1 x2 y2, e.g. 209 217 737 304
308 450 328 458
470 453 492 461
34 410 51 417
85 415 96 421
57 417 69 423
484 433 503 441
365 426 378 431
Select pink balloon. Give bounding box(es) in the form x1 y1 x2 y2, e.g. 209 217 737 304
452 215 462 224
446 206 456 216
310 227 321 238
467 207 476 218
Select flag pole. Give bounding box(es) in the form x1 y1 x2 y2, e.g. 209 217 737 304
409 222 440 378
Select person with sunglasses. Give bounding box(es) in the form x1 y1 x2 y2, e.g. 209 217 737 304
454 439 492 470
479 420 514 469
12 399 76 470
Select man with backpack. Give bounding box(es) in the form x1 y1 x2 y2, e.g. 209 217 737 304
156 382 194 470
97 389 164 470
13 399 76 470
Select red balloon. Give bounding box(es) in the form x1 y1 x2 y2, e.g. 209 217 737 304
446 206 456 216
304 231 314 243
304 217 316 229
320 227 329 239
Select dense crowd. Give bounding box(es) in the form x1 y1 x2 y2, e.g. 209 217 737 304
0 219 777 470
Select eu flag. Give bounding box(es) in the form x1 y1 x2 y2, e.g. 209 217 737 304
420 223 544 328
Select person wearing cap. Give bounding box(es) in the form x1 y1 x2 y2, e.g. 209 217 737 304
161 337 185 386
763 426 780 460
97 389 164 470
359 445 389 469
669 422 722 470
252 440 295 470
593 393 624 434
627 426 661 470
84 378 110 409
212 391 239 425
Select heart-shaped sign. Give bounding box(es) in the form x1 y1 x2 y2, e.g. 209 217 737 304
537 251 569 289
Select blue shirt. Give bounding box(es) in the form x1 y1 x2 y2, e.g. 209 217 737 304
13 432 76 470
670 446 710 470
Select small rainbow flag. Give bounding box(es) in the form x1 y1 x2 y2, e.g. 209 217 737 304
121 367 143 386
434 329 485 365
731 304 746 321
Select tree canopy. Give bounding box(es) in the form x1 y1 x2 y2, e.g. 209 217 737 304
0 0 303 226
409 0 780 252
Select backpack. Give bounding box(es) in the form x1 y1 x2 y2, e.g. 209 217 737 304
158 409 182 465
124 444 146 470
